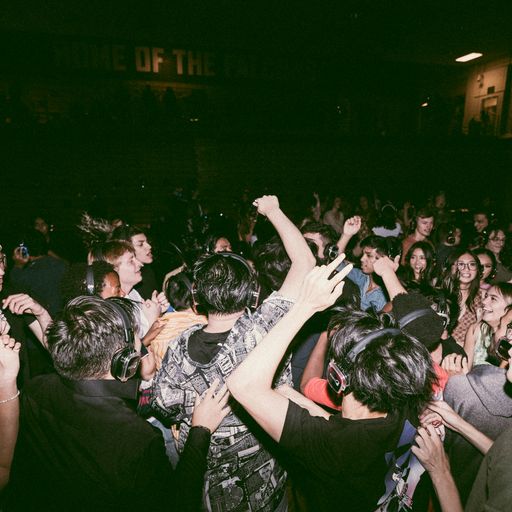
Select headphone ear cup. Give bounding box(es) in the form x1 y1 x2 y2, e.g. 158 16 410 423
111 347 141 382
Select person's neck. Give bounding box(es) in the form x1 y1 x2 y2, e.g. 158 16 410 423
414 231 426 241
342 393 387 420
121 283 134 296
205 311 244 333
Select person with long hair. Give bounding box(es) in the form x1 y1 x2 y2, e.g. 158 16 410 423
485 226 512 283
400 241 437 290
442 249 483 346
473 248 497 299
464 282 512 367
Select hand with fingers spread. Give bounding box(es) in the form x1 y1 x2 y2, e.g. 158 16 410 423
441 353 469 377
192 379 231 433
2 294 46 317
252 195 280 217
296 254 353 313
343 216 362 237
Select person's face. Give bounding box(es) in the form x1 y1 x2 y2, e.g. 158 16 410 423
131 234 153 264
0 251 6 292
333 197 342 209
214 237 232 253
482 286 510 326
486 230 506 256
34 217 49 236
360 247 378 274
434 194 446 209
474 214 489 233
303 232 326 259
452 253 479 285
416 217 434 238
359 196 369 210
115 251 142 290
409 248 427 279
477 254 493 281
100 272 123 299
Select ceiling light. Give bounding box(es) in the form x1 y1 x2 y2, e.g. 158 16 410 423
455 52 483 63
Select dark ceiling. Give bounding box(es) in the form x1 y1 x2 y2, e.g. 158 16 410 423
1 1 512 66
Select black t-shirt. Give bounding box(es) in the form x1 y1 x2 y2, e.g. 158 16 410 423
280 400 409 512
187 328 230 364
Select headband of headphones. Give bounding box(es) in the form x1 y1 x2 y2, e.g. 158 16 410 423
328 307 434 396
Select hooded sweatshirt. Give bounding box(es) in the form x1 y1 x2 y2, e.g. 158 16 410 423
444 365 512 505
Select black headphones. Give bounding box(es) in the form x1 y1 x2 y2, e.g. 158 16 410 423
107 299 140 382
193 251 260 309
327 309 433 396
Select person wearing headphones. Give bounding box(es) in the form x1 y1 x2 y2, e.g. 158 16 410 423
151 195 316 512
227 255 437 512
5 296 229 512
400 207 435 265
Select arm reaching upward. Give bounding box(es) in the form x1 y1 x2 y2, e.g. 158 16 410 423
227 255 352 441
253 195 316 299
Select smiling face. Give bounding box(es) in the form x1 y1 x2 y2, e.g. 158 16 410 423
114 251 142 293
409 248 427 280
482 286 511 327
415 216 434 238
486 230 506 256
131 233 153 264
452 253 479 285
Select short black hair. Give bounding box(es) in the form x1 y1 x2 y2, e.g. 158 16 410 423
193 252 257 315
47 296 136 380
418 287 459 336
328 306 436 416
252 236 291 293
360 235 400 258
300 222 338 245
165 272 194 311
111 224 146 243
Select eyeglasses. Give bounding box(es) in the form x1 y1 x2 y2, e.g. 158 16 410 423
455 261 478 271
0 254 6 269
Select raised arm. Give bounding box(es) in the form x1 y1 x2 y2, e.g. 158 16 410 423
373 255 407 300
227 255 352 441
253 195 315 299
336 216 361 258
2 294 52 349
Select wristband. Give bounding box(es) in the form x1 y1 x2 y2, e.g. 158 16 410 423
0 389 20 404
191 425 212 435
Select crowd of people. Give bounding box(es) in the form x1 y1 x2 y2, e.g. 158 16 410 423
1 190 512 511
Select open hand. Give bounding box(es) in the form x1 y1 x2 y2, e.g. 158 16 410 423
412 424 450 476
192 379 231 433
296 254 353 313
